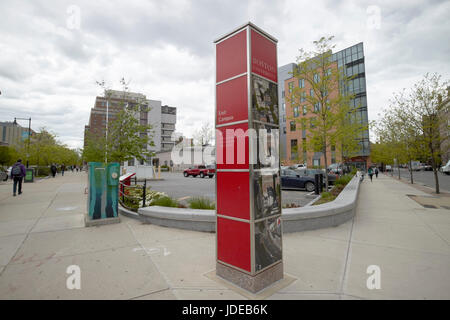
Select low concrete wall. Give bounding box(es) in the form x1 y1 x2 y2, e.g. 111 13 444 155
134 175 360 233
138 206 215 232
282 175 360 233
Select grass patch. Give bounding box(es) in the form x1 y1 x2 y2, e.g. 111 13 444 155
313 184 346 205
188 197 215 210
151 196 179 208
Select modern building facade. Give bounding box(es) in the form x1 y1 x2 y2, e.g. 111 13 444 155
0 121 34 147
84 90 177 165
439 88 450 164
283 42 370 170
278 63 296 162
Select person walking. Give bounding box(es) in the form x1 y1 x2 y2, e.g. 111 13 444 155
375 167 379 179
368 167 374 182
10 159 26 196
50 163 57 178
61 163 66 176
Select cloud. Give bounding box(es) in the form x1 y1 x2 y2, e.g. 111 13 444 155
0 0 449 150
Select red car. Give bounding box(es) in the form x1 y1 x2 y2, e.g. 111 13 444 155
183 165 215 178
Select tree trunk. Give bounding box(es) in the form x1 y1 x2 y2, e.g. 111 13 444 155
323 146 329 191
429 141 440 194
397 157 401 180
409 159 413 184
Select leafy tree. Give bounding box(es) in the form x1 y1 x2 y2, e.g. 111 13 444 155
288 36 368 188
0 146 12 166
396 73 449 193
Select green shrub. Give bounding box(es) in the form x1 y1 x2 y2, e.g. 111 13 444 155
188 197 215 210
335 174 353 186
35 166 51 176
151 196 179 208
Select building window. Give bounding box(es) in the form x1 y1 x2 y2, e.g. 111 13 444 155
303 105 307 115
290 121 296 132
310 89 314 97
300 92 306 102
288 82 293 93
290 139 298 160
313 159 320 167
298 78 305 88
282 91 285 98
293 106 300 118
313 73 320 83
310 117 316 128
314 102 321 113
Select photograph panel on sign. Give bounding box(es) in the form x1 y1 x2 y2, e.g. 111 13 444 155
254 216 282 272
251 75 278 124
252 169 281 220
250 122 279 169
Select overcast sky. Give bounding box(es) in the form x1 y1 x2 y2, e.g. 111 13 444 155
0 0 449 149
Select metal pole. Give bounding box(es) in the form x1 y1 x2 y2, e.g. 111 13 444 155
105 98 109 163
142 180 146 207
26 117 31 168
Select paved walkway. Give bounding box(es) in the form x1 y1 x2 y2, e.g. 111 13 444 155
0 172 449 299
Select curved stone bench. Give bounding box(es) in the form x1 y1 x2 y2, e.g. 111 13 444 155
134 175 360 233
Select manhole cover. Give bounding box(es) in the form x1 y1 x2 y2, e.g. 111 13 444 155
423 204 437 209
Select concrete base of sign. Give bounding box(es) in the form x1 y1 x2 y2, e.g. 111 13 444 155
84 215 120 227
216 261 283 294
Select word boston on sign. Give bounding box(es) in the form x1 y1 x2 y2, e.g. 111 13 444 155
214 22 283 293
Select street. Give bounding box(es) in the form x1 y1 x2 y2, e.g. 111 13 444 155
145 172 315 207
385 168 450 192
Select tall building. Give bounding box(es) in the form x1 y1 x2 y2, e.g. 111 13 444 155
84 90 177 165
284 42 370 170
0 121 34 147
278 63 296 162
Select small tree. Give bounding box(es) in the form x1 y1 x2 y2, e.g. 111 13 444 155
396 73 449 193
289 36 368 189
0 146 12 166
193 122 214 146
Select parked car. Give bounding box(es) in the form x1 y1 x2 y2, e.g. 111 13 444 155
183 165 214 178
423 164 433 171
385 165 392 172
328 163 343 175
441 160 450 175
295 168 338 185
281 169 316 192
290 163 307 170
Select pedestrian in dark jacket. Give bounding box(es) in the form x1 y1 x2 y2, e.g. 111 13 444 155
11 159 26 196
368 167 374 182
61 164 66 176
51 164 57 177
375 168 379 178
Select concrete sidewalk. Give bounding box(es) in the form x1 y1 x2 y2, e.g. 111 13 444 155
0 172 449 299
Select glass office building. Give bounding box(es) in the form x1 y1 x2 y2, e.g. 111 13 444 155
331 42 370 170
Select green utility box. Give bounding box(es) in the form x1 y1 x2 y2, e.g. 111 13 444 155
24 168 34 183
86 162 120 226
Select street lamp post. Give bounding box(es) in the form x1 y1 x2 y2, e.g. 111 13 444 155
13 117 32 168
